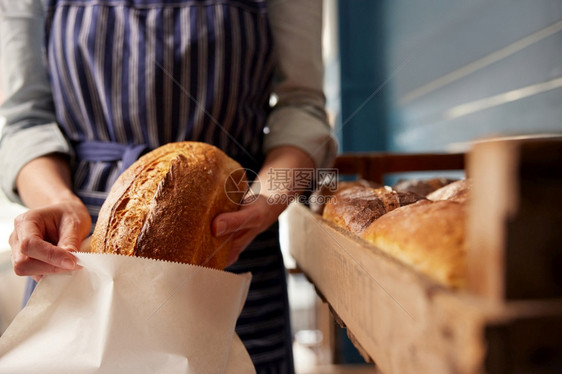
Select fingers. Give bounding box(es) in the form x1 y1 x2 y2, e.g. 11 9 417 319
14 255 72 277
56 212 81 252
56 203 91 252
12 235 77 275
23 237 77 269
213 195 285 266
11 209 81 278
212 207 261 266
225 230 256 266
80 236 92 252
213 205 263 237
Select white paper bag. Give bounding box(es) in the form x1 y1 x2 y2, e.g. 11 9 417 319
0 252 255 374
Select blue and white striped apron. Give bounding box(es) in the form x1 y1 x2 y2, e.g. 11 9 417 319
24 0 294 371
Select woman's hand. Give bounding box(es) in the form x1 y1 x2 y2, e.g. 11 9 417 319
10 199 91 281
213 194 285 266
213 145 315 266
10 154 91 281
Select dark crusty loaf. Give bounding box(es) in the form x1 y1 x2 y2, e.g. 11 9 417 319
309 179 382 215
90 141 246 269
392 177 458 197
322 185 425 235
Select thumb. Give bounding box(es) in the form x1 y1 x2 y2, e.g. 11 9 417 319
213 207 260 237
56 219 82 252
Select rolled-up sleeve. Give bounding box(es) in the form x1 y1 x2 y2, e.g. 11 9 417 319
0 0 72 203
265 0 337 169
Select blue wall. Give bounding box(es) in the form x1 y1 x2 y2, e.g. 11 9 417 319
337 1 387 152
337 0 562 153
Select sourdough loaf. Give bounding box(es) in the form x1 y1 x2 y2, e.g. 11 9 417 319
322 185 425 235
90 141 246 269
309 179 382 215
392 177 458 197
361 200 467 288
426 179 471 203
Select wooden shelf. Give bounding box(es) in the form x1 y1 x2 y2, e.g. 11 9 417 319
287 137 562 373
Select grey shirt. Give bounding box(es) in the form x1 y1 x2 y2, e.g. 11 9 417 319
0 0 337 203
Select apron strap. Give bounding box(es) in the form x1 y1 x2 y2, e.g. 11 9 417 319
74 141 149 175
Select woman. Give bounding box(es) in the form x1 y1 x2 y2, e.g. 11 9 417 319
0 0 336 372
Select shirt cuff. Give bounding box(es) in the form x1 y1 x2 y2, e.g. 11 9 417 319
263 106 338 169
0 123 73 204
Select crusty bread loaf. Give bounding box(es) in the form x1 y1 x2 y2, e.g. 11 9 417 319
91 141 246 269
371 185 425 211
361 200 466 288
392 177 458 197
309 179 382 215
322 185 425 235
426 179 471 203
322 186 387 235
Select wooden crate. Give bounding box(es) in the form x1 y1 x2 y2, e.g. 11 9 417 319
286 137 562 373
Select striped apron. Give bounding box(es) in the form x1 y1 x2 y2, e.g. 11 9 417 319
24 0 295 371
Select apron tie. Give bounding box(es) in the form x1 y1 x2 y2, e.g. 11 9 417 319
74 140 149 175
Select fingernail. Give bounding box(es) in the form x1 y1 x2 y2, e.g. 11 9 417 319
215 220 226 236
61 258 76 269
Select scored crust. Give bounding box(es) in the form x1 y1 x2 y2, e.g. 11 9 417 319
90 142 246 269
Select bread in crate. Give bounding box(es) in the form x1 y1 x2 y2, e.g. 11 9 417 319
361 199 467 288
392 177 458 197
322 185 425 235
320 179 471 288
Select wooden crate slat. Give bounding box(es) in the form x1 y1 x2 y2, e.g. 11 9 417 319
286 203 486 373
